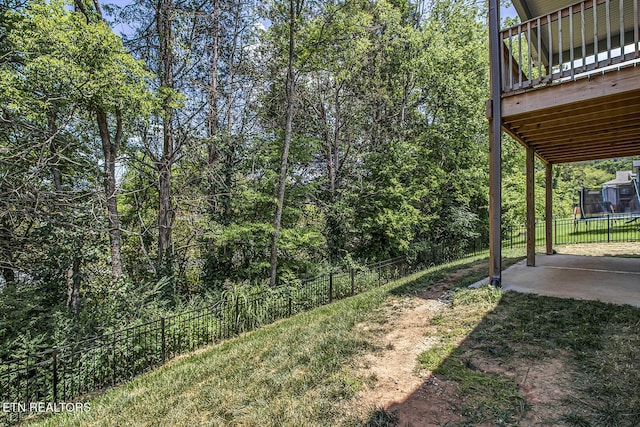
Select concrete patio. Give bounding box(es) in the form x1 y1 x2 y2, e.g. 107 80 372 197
501 254 640 307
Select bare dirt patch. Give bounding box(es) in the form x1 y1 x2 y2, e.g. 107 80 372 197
462 351 574 426
358 297 454 426
352 265 490 426
556 242 640 257
352 265 577 426
517 356 574 426
355 295 463 427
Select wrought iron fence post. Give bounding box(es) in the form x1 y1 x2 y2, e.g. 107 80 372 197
52 347 58 402
607 215 610 242
161 317 166 364
510 225 513 249
350 268 355 296
329 271 333 303
111 333 116 385
235 297 240 335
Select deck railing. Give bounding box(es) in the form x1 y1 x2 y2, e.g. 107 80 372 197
501 0 640 94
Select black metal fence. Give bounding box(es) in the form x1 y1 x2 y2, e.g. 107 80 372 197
503 214 640 249
4 217 635 425
0 240 489 426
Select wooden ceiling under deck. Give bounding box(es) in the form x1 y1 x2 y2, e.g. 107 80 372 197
501 64 640 164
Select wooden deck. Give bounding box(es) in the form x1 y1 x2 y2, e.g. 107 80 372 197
487 0 640 284
502 64 640 164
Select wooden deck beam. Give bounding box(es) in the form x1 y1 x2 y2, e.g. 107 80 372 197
503 93 640 127
540 147 640 163
531 127 640 146
508 104 640 133
501 65 640 165
535 138 640 155
515 114 640 140
502 66 640 117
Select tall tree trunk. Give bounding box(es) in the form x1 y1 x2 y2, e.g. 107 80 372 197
222 2 240 223
269 0 296 287
331 85 341 197
207 0 219 166
157 0 175 264
96 108 123 281
50 109 85 312
317 99 335 198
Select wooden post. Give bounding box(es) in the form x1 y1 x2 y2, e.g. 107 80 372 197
526 145 536 266
545 163 553 255
488 0 502 286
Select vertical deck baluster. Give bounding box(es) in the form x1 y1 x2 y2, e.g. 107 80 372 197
594 0 599 64
509 27 513 90
635 0 639 57
518 24 523 87
569 5 574 78
558 10 563 75
581 2 586 71
606 0 611 63
548 14 553 78
620 0 625 57
499 30 509 93
528 21 533 83
537 17 542 81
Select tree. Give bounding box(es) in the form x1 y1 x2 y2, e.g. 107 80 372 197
2 0 151 289
268 0 300 286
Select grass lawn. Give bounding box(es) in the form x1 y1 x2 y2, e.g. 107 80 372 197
22 251 640 426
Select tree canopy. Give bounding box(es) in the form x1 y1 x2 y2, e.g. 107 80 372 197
0 0 635 358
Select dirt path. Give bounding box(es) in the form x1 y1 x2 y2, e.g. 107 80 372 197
352 246 640 425
356 296 459 426
353 264 577 426
354 266 484 426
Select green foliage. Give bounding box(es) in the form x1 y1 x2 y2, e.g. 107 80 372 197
5 0 151 117
3 0 638 399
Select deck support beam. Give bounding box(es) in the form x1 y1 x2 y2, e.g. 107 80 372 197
526 145 536 266
488 0 502 286
545 163 553 255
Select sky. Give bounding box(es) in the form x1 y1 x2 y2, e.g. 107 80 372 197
106 0 130 6
103 0 519 18
102 1 519 37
